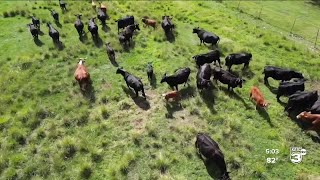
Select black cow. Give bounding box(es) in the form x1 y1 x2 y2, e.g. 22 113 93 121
161 16 174 33
195 133 230 180
59 0 67 11
214 68 244 91
197 64 212 90
119 24 140 45
88 18 99 39
161 67 191 90
115 16 134 33
47 23 59 42
31 16 40 30
74 14 84 37
116 68 146 98
193 27 220 46
277 80 305 101
105 42 115 61
147 62 153 81
263 66 304 84
193 50 221 67
310 98 320 114
225 53 252 71
97 7 107 25
27 23 39 39
285 91 318 112
50 9 59 22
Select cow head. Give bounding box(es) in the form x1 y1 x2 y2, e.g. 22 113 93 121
135 24 140 31
105 42 110 46
296 111 311 119
46 22 51 27
78 59 85 65
293 72 304 79
160 73 167 83
116 67 124 74
236 78 244 88
192 27 200 33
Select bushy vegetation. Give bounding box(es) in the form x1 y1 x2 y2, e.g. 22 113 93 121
0 1 319 179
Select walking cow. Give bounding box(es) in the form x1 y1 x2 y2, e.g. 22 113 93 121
115 16 134 33
161 67 191 91
225 53 252 71
263 66 304 84
74 14 84 37
193 50 221 67
27 23 39 39
193 27 220 46
116 67 146 98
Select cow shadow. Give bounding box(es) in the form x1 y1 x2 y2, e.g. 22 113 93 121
179 85 196 100
241 68 255 79
205 44 219 51
81 81 96 103
79 32 88 43
257 107 274 127
34 38 44 46
199 86 217 113
265 83 278 95
54 41 64 50
149 75 157 89
202 159 223 180
93 35 103 47
165 31 175 43
38 30 44 36
122 41 136 52
165 101 183 119
221 87 251 110
121 85 150 110
102 24 110 32
54 21 62 28
109 58 119 67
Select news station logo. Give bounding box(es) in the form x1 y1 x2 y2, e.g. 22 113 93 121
290 147 307 164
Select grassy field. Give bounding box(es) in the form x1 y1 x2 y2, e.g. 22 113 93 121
0 1 320 179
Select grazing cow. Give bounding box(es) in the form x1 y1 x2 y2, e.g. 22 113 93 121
59 0 67 11
285 91 318 112
296 111 320 132
161 16 174 33
27 23 39 39
263 66 304 84
195 133 230 180
197 64 212 90
105 42 115 61
250 86 268 109
115 16 134 33
119 24 140 45
99 2 107 13
116 68 146 98
214 68 244 91
225 53 252 71
74 14 84 37
88 18 99 39
162 91 179 101
31 16 40 30
74 59 90 91
97 7 107 25
142 18 156 29
161 67 191 90
193 50 221 67
310 98 320 114
147 62 153 81
50 9 59 22
47 23 59 42
276 80 305 101
193 27 220 46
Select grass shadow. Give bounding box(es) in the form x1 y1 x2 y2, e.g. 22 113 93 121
34 38 44 46
165 101 183 119
165 31 175 43
221 87 251 110
199 85 217 113
121 85 150 110
257 107 274 127
81 80 96 103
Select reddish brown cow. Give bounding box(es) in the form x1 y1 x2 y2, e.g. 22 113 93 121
74 59 90 91
162 91 179 101
296 111 320 132
250 86 268 109
142 18 157 29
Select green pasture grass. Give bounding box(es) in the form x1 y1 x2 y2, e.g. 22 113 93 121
0 1 319 179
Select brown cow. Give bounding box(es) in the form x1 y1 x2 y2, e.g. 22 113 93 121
296 111 320 132
74 59 90 91
142 18 156 29
250 86 268 110
162 91 179 101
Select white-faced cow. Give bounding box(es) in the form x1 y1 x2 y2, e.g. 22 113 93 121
74 59 91 91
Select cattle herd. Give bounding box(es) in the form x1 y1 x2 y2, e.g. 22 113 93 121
24 1 320 179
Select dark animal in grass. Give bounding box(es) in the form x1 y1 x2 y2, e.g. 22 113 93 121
160 67 191 91
116 68 146 98
74 59 90 91
31 16 40 30
119 24 140 45
97 7 107 25
161 16 175 33
142 18 156 29
214 68 244 91
193 27 220 46
197 64 212 90
50 9 59 22
263 66 304 84
147 62 154 81
115 15 134 33
277 80 305 101
59 0 67 11
285 91 318 113
27 23 39 39
195 133 231 180
88 18 99 39
310 98 320 114
47 23 59 43
74 14 84 37
193 49 221 67
225 53 252 71
105 42 115 61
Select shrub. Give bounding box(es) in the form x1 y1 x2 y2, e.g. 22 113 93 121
101 107 110 119
9 10 16 17
3 12 9 18
60 138 77 159
80 164 92 179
